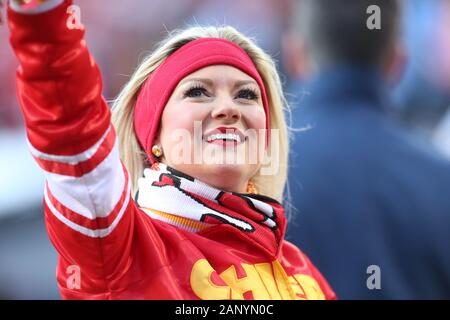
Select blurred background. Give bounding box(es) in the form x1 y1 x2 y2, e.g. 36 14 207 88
0 0 449 299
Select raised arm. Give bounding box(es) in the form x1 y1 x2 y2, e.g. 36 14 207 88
7 0 135 295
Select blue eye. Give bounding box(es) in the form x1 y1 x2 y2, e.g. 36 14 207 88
236 88 259 100
184 86 208 98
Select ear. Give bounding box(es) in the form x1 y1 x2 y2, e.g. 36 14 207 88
281 31 312 80
383 40 407 86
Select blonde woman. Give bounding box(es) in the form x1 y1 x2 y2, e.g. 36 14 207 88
5 0 335 299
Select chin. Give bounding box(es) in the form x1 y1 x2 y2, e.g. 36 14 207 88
202 163 257 193
208 162 244 176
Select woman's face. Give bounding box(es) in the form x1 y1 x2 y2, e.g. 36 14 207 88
157 65 267 193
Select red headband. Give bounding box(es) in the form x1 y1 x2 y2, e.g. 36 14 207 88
134 38 270 162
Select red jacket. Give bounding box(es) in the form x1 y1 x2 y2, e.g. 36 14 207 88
8 0 336 300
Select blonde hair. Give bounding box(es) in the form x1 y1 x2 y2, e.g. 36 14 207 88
112 26 290 203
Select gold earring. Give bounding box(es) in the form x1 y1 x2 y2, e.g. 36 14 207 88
246 180 258 194
151 144 163 158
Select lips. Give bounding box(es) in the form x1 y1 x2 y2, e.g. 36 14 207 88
203 127 246 145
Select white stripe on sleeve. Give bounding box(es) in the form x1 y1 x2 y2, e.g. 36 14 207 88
46 140 125 219
44 180 131 238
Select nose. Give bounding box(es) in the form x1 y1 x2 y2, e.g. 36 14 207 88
211 98 241 122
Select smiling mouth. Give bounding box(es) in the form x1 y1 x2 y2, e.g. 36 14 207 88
206 133 242 143
203 128 246 146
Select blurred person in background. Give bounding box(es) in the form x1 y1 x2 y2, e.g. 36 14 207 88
430 0 450 160
434 107 450 160
284 0 450 299
392 0 450 136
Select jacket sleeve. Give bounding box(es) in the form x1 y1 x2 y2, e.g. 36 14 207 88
8 0 137 293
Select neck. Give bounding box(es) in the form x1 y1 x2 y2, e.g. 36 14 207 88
158 161 251 194
198 171 249 194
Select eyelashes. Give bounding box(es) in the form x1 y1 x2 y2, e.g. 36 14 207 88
183 85 208 98
182 84 260 101
236 87 259 101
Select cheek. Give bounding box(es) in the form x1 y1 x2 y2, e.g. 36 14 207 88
243 107 267 130
159 103 208 149
161 105 196 132
242 107 267 160
162 101 204 132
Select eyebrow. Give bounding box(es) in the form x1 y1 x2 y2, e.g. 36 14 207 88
178 78 259 90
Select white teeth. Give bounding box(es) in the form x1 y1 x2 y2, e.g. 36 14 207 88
205 133 242 142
